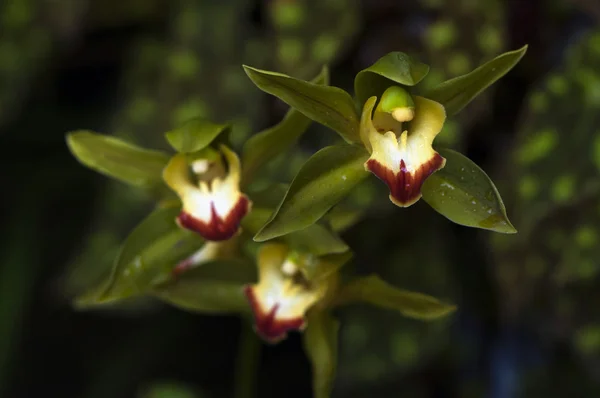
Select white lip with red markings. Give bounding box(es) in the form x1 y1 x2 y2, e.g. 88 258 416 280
244 244 331 343
163 146 251 241
361 95 447 207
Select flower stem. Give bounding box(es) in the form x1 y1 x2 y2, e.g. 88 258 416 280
233 321 261 398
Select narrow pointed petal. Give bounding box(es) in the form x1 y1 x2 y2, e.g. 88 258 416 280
409 96 446 143
359 96 378 151
162 153 197 196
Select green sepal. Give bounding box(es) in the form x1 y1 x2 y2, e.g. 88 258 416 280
334 274 456 320
354 52 429 108
253 144 370 241
422 148 517 234
243 65 360 144
66 131 169 191
243 208 349 257
75 206 203 305
152 258 256 315
303 310 340 398
165 118 230 153
426 45 528 115
323 206 363 233
241 66 329 185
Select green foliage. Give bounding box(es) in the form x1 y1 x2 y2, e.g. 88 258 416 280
254 144 370 241
243 65 361 143
323 205 363 233
242 208 349 256
76 206 203 306
152 259 256 315
66 131 170 191
303 311 340 398
354 52 429 107
336 275 456 320
422 148 516 233
58 7 533 393
241 66 329 184
64 0 264 309
426 45 528 115
244 186 350 256
165 118 230 153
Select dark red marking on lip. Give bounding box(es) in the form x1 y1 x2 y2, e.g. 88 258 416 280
366 153 445 207
177 195 250 241
244 286 305 344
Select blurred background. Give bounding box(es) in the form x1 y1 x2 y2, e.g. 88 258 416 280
1 0 600 397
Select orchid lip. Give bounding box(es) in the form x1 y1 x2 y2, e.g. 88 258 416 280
243 244 336 343
366 154 446 207
361 95 447 207
244 285 305 343
177 195 250 241
163 147 252 241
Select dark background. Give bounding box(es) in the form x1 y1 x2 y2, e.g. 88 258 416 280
1 0 600 397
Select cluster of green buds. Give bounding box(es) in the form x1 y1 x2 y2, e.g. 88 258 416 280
66 45 526 398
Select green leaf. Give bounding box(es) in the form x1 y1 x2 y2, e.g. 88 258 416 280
354 52 430 107
335 275 456 320
247 183 290 209
66 131 169 190
284 224 350 257
303 311 340 398
243 208 349 256
253 144 370 241
426 45 528 115
152 259 256 315
241 67 329 185
165 118 230 153
243 65 360 143
77 206 203 305
324 206 363 233
422 148 517 233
